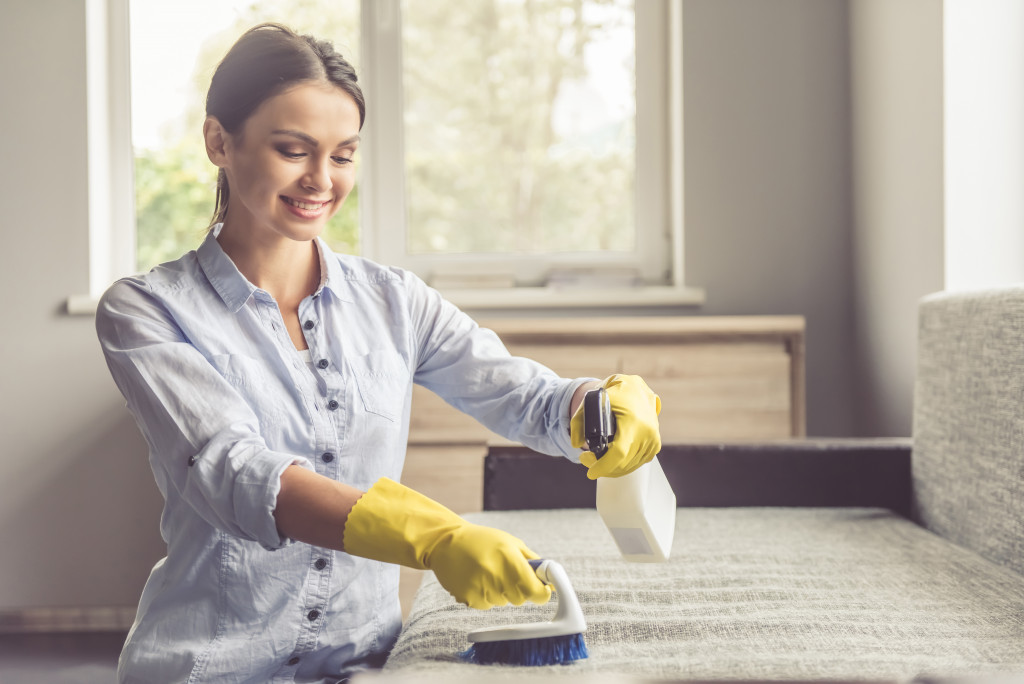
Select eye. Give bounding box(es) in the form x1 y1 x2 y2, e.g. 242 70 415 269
276 146 306 159
332 156 353 165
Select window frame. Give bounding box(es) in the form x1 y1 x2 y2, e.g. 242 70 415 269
70 0 135 314
360 0 699 307
70 0 701 314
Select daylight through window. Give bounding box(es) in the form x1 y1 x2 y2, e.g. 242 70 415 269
129 0 669 293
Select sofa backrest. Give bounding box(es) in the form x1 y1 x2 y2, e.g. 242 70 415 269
912 285 1024 577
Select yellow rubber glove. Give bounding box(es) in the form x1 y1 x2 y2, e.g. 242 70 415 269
571 374 662 480
343 477 551 610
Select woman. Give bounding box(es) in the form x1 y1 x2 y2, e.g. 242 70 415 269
97 23 661 683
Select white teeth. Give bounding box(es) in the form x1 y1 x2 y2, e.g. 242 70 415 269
284 197 327 210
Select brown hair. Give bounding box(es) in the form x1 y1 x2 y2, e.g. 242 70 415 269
205 23 365 228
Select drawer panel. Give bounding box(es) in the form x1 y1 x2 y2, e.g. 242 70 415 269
401 444 488 513
651 375 792 441
410 321 802 443
408 385 495 444
504 344 624 378
620 342 790 379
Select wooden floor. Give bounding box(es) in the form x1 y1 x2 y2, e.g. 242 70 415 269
0 631 125 683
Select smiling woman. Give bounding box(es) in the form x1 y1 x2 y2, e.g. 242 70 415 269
206 80 363 350
204 85 361 237
199 25 366 351
127 1 363 273
94 20 664 684
202 24 364 233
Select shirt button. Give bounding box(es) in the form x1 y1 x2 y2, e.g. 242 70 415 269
287 657 300 666
187 456 196 467
303 320 315 330
321 451 334 463
317 358 329 369
307 609 320 622
327 400 339 411
314 558 328 570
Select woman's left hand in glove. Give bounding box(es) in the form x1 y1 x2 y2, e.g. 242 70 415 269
570 374 662 480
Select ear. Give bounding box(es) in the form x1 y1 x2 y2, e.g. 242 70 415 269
203 116 230 167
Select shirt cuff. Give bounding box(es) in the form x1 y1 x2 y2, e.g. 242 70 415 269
554 377 600 463
235 450 315 551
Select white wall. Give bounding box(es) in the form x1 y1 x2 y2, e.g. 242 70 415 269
0 1 165 610
848 0 945 437
848 0 1024 436
943 0 1024 290
682 0 858 437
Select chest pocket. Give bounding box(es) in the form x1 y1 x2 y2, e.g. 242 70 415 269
350 349 410 422
207 353 288 427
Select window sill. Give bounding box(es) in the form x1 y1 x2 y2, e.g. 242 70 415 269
441 285 706 310
66 294 101 316
66 285 705 316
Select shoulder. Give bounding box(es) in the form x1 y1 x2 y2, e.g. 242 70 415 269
103 250 200 299
322 251 467 339
327 252 429 297
96 252 202 329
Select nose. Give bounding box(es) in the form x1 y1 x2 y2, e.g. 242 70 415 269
302 156 333 193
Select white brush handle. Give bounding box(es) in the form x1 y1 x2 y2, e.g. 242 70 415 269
466 559 587 643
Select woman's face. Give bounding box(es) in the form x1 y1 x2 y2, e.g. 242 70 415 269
214 82 361 244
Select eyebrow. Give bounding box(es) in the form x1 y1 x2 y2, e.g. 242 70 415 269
271 129 360 148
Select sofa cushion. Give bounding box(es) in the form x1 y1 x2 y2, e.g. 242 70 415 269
913 286 1024 577
384 509 1024 680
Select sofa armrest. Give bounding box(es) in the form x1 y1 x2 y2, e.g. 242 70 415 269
484 438 913 517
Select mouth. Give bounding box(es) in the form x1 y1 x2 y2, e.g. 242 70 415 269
282 196 332 211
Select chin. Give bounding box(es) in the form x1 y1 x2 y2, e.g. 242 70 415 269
274 217 329 242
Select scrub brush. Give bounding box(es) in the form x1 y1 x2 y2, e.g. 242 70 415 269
460 559 588 666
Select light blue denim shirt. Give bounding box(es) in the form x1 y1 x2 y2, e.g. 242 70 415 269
96 227 585 683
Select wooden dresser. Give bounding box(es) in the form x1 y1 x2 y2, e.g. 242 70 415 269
397 315 805 616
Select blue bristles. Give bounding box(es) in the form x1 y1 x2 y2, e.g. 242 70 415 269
459 632 589 666
461 559 589 666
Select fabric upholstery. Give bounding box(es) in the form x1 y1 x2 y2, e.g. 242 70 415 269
913 286 1024 577
384 509 1024 680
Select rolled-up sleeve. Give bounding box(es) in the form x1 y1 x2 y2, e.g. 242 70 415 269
96 279 311 550
401 270 593 460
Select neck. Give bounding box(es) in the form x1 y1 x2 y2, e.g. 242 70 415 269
216 222 321 307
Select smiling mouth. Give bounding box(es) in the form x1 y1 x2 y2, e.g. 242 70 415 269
282 196 331 211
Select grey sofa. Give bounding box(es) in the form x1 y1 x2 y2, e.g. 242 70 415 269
374 286 1024 682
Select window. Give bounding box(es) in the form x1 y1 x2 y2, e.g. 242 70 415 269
362 0 694 305
75 0 697 313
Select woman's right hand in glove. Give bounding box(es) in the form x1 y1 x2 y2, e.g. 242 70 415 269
342 477 551 610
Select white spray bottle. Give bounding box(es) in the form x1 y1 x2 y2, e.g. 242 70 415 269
583 387 676 562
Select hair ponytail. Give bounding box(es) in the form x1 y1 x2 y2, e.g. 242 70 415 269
210 169 230 229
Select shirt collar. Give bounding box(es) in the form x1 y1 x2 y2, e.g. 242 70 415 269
197 225 257 313
312 236 353 303
197 225 352 313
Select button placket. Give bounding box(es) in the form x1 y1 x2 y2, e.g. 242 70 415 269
298 295 348 474
298 303 338 413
